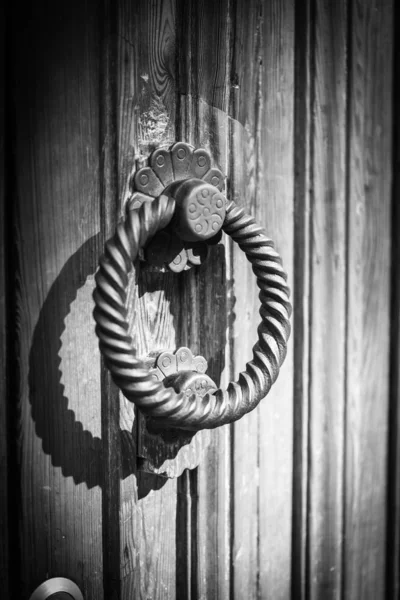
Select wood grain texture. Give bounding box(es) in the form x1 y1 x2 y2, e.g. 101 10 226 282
345 0 393 597
258 1 295 597
117 1 181 597
176 1 234 597
13 3 103 598
6 2 397 598
307 1 347 597
387 3 400 595
229 1 262 597
100 1 120 598
182 238 231 600
167 1 234 598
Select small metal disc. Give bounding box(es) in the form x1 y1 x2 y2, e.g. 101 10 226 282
29 578 84 600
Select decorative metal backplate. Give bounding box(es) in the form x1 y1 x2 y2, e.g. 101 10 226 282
137 347 216 478
127 143 225 271
150 346 217 397
150 346 208 378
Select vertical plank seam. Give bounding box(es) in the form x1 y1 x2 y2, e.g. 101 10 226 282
255 4 263 597
227 117 235 600
175 4 197 596
341 0 353 596
386 1 400 596
307 2 316 597
190 468 198 600
228 109 235 600
227 1 236 596
176 470 191 600
175 0 183 142
292 0 313 595
305 1 317 596
99 0 120 597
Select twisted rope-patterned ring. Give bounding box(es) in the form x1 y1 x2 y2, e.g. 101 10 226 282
93 194 291 430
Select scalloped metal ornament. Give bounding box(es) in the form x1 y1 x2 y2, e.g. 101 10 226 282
150 346 215 391
127 143 225 271
137 347 215 478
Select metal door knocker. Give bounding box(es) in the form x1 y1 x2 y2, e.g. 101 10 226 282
93 143 291 431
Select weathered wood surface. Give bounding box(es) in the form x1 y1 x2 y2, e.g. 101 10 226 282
388 4 400 597
12 2 104 598
229 2 262 596
99 2 121 598
345 0 392 597
292 1 393 599
117 1 181 597
258 1 295 597
4 0 398 598
307 1 347 597
178 2 233 599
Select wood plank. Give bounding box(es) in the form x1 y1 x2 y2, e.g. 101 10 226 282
229 1 262 596
307 1 347 598
176 1 233 597
182 231 231 600
258 1 295 598
345 0 393 597
13 3 104 598
99 1 120 598
387 3 400 595
117 1 181 597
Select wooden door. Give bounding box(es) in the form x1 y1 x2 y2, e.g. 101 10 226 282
2 0 399 598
